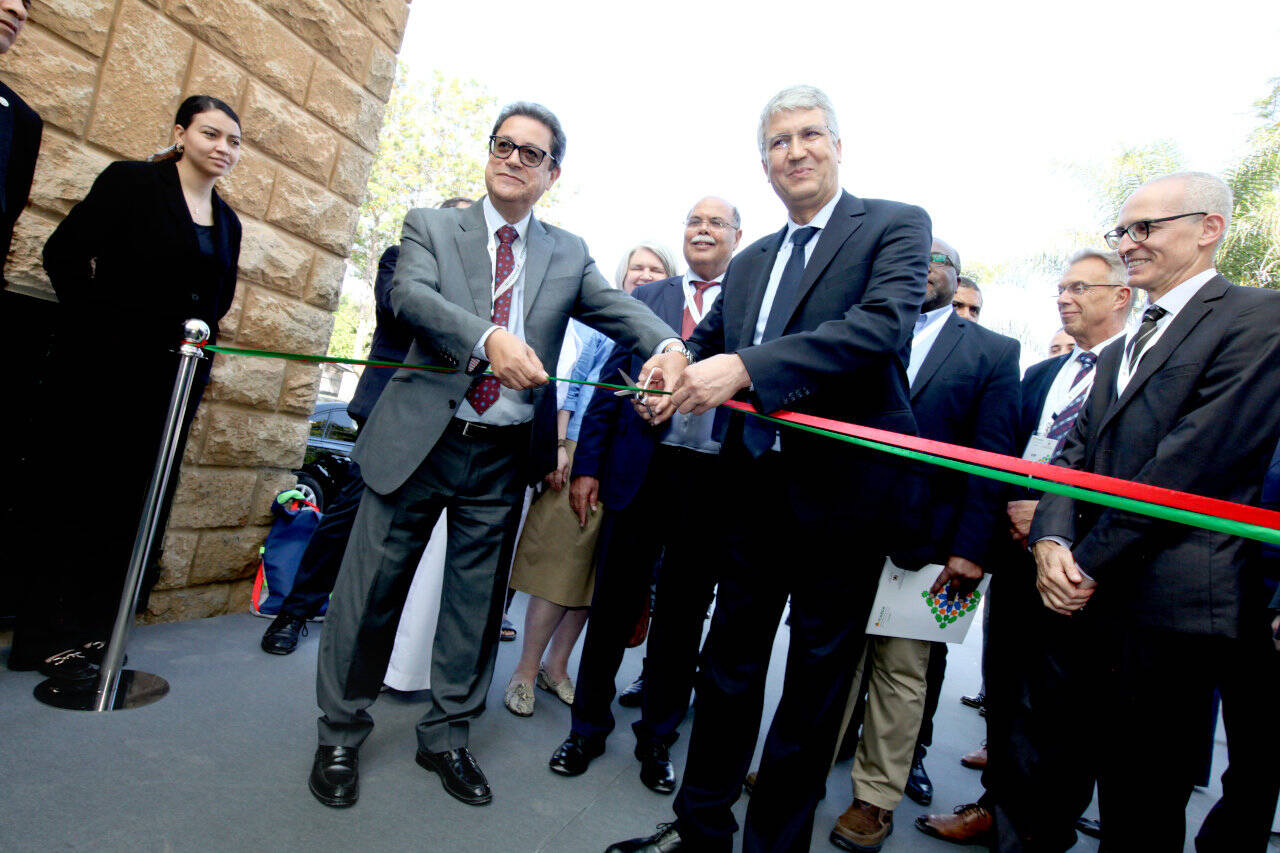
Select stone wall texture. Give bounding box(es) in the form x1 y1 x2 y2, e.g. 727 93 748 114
3 0 413 623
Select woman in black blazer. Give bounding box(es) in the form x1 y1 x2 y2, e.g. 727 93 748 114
8 96 243 678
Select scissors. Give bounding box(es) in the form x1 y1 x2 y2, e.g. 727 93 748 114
613 368 656 420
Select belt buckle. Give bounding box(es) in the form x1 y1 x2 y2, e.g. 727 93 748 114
459 420 486 438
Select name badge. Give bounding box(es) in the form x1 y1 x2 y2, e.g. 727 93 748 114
1022 434 1059 464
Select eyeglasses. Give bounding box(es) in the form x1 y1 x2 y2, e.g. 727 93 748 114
765 126 832 154
1103 212 1206 249
1054 282 1124 297
686 216 736 231
928 252 955 269
488 135 556 168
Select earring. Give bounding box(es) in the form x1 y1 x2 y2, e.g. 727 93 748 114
175 142 184 154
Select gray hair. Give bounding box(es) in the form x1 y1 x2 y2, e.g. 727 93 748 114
933 238 961 277
492 101 566 164
685 196 742 229
1157 171 1234 239
957 275 979 293
757 85 840 157
1068 248 1127 285
613 241 679 289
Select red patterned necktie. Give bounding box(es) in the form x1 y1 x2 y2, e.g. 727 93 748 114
682 281 715 338
465 224 519 415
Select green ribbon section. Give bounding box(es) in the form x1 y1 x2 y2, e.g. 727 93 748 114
202 344 664 397
202 343 1280 546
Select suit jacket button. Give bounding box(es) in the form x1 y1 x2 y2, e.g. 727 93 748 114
448 400 456 409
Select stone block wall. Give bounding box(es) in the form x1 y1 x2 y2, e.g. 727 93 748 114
3 0 412 622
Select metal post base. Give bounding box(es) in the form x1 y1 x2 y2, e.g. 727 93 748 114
33 670 170 711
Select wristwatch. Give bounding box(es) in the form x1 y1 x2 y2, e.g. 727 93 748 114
662 340 695 364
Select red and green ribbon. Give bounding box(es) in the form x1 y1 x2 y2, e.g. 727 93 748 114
201 343 1280 547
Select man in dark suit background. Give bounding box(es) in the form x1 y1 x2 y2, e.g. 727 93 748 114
609 84 931 853
0 0 45 637
1030 171 1280 851
918 248 1131 848
829 238 1020 851
259 198 473 655
307 102 686 810
547 196 741 794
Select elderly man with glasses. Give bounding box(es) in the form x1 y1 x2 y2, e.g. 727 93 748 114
304 101 687 811
1028 171 1280 851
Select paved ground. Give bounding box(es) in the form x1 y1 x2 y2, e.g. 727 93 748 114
0 595 1242 852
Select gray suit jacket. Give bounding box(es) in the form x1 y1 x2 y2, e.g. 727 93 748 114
353 200 677 494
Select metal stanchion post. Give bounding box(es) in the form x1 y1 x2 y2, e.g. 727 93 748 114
35 319 210 712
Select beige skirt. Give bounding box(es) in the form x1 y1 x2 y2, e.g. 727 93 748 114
509 440 603 608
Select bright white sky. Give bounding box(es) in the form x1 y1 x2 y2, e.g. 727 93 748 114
398 0 1279 363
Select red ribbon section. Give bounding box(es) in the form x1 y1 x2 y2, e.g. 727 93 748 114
723 400 1280 531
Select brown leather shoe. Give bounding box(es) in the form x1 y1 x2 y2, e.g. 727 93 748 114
914 803 993 845
830 799 893 852
960 743 988 770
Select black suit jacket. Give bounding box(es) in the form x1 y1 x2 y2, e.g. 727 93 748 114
905 311 1021 568
347 244 414 424
687 190 930 530
43 159 240 353
1030 275 1280 637
572 276 686 510
0 80 41 284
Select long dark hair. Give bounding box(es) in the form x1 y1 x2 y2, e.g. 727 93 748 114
175 95 241 131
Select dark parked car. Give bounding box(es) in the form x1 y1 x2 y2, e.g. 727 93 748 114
294 401 357 511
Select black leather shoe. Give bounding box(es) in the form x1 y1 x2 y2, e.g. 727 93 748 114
261 614 308 655
309 745 358 807
1075 817 1102 840
635 740 676 794
618 673 645 708
606 822 685 852
905 748 933 806
549 732 605 777
416 747 492 805
38 648 98 683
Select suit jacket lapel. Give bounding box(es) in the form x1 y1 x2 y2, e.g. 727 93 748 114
456 201 491 316
1096 275 1227 436
911 313 963 400
740 227 786 346
522 216 554 321
782 191 864 330
158 160 199 256
661 278 684 330
0 92 13 216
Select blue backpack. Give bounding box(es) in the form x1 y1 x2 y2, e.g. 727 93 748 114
250 490 323 617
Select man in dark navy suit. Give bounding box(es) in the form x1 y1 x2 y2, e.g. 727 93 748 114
1031 172 1280 852
548 195 741 794
918 249 1131 849
829 238 1020 851
608 84 931 853
259 198 475 655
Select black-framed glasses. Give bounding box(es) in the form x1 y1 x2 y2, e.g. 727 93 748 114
488 135 556 168
1054 282 1125 297
1104 212 1206 249
686 216 736 231
929 252 955 269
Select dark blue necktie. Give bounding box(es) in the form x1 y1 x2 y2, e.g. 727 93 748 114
743 226 820 457
1045 350 1097 443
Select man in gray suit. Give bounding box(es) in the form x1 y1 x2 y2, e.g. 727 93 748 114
307 101 687 809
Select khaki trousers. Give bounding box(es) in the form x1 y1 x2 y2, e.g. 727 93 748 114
835 635 932 811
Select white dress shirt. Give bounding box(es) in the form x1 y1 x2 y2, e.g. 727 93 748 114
1115 267 1217 395
1034 329 1126 439
752 191 842 346
906 305 954 386
459 197 535 425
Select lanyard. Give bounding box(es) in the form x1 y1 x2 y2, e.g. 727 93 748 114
683 279 718 326
491 242 527 305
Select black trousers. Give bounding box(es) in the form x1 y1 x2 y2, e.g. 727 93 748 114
279 465 366 620
672 448 883 853
1100 623 1280 853
570 446 721 746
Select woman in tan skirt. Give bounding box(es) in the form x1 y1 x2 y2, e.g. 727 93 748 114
504 242 677 716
